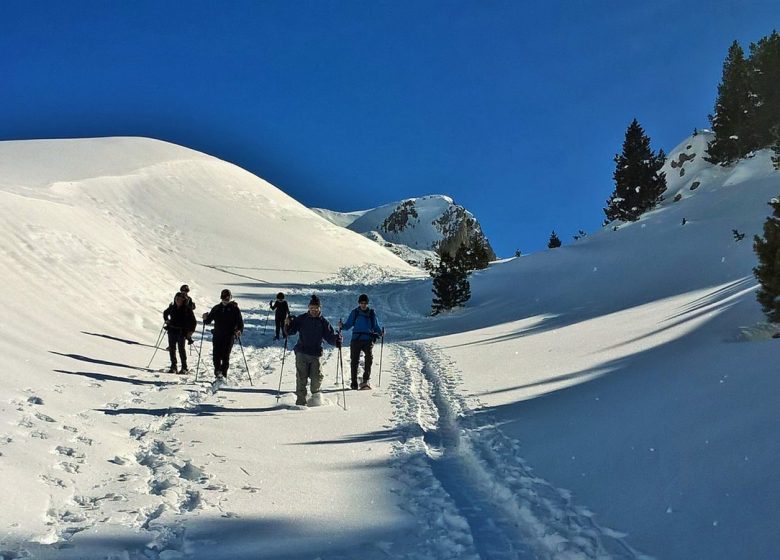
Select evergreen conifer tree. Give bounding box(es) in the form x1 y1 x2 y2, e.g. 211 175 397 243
548 231 562 248
430 248 471 315
603 119 667 223
749 31 780 149
753 197 780 322
706 40 756 164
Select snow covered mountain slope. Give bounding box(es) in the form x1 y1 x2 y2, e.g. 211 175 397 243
0 137 420 557
394 131 780 559
2 131 780 560
313 194 496 265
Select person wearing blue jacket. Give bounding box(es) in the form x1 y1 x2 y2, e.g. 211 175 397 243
339 293 383 390
284 294 342 406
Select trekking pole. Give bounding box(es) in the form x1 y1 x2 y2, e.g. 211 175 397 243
276 334 289 403
146 324 166 370
378 328 385 388
337 334 347 411
237 335 253 386
194 322 206 382
335 326 342 384
262 305 271 335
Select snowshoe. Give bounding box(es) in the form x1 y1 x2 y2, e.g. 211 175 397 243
209 375 226 394
166 366 177 374
359 382 372 390
307 392 323 406
178 367 189 375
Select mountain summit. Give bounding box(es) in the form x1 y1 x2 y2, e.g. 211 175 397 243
313 194 496 266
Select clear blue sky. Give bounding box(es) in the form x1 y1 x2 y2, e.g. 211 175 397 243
1 1 777 256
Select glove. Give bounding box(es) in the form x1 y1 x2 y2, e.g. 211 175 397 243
338 319 343 329
202 313 208 321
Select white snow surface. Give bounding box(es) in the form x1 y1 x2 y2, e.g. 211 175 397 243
1 133 779 560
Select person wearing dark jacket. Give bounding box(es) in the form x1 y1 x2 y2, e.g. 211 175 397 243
202 288 244 381
339 293 383 389
284 294 341 406
270 292 290 340
163 292 197 374
178 284 196 344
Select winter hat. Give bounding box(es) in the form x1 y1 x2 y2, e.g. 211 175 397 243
276 292 285 300
309 294 321 307
358 294 369 304
220 289 232 300
180 284 190 293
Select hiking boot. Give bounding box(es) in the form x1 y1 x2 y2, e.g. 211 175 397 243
178 367 189 375
359 381 372 390
167 366 177 373
295 397 307 406
350 381 358 390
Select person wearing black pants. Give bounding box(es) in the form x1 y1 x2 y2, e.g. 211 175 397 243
339 294 383 390
270 292 290 340
202 288 244 381
163 292 197 374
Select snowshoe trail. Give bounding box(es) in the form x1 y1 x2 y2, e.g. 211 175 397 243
391 342 643 560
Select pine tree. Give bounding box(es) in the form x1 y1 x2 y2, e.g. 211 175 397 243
749 31 780 149
706 40 756 164
604 119 667 223
548 230 562 248
753 197 780 322
430 248 471 315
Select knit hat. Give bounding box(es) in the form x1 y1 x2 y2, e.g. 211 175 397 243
309 294 321 307
220 289 232 300
276 292 285 300
358 294 369 303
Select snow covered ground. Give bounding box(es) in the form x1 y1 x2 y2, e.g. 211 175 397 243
1 134 778 559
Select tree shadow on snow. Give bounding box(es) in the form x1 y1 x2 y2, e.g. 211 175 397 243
54 369 178 387
80 331 158 348
49 350 152 372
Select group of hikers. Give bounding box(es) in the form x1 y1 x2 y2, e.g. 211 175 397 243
162 286 384 406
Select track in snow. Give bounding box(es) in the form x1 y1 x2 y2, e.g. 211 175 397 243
390 342 644 560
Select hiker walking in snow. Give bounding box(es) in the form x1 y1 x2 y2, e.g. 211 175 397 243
284 294 341 406
178 284 196 344
339 293 383 390
163 292 197 374
270 292 290 340
202 288 244 381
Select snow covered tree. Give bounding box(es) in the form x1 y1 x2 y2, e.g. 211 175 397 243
603 119 667 223
753 197 780 322
706 40 756 164
548 230 562 248
430 247 471 314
